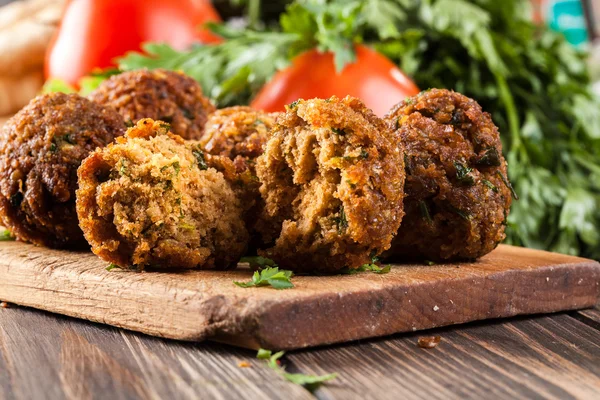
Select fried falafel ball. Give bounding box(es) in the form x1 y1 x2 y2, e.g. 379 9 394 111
200 106 278 167
0 93 125 248
89 69 216 140
200 106 279 244
255 96 405 273
384 89 514 262
76 118 248 270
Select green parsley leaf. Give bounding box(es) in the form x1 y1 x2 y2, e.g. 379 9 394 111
0 228 14 241
334 206 348 233
106 263 121 272
234 267 294 289
192 149 208 171
454 162 475 186
240 256 278 269
419 200 433 223
363 263 391 274
42 78 76 94
257 348 273 360
340 262 391 275
257 348 337 391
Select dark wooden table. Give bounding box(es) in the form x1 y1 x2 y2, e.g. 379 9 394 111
1 304 599 400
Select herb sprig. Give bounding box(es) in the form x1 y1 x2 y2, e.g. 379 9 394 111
257 348 337 391
234 264 294 289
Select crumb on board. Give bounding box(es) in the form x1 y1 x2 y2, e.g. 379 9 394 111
1 301 11 308
238 361 251 368
418 336 441 349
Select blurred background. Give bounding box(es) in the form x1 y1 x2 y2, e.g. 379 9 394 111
1 0 599 260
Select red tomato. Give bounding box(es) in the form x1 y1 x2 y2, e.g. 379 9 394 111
251 45 420 117
45 0 222 86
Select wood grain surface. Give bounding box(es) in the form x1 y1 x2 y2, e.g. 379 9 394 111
1 305 598 400
0 242 598 350
0 305 312 400
289 311 600 400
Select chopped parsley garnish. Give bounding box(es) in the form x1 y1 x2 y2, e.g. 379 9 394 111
159 122 171 131
288 100 300 109
162 161 181 175
334 206 348 233
125 119 134 128
424 260 436 266
340 261 391 275
0 229 14 241
49 143 57 152
360 148 369 159
419 201 433 223
257 349 337 392
447 204 471 221
454 162 475 186
106 263 121 271
234 267 294 289
496 171 519 200
363 263 391 274
119 159 129 176
62 133 75 144
193 149 208 170
476 148 501 167
482 179 498 192
331 127 346 135
240 256 278 269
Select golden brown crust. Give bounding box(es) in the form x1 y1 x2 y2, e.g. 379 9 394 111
76 118 248 270
200 106 280 249
201 106 278 162
0 93 125 248
384 89 513 261
89 69 216 140
255 96 405 272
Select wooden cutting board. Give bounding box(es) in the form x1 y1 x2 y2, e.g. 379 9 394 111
0 242 598 350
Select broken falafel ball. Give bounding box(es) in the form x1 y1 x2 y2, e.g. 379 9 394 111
76 118 248 270
255 96 405 273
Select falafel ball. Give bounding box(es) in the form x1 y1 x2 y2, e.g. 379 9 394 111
200 106 279 243
384 89 514 261
200 106 278 166
76 118 248 270
0 93 125 248
89 69 216 140
255 96 405 273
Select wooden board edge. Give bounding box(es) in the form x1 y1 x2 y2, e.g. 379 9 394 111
240 261 600 350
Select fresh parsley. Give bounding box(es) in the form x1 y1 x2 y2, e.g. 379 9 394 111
257 348 338 391
454 162 475 186
240 256 278 269
106 263 121 271
234 266 294 289
0 229 14 241
340 261 391 275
